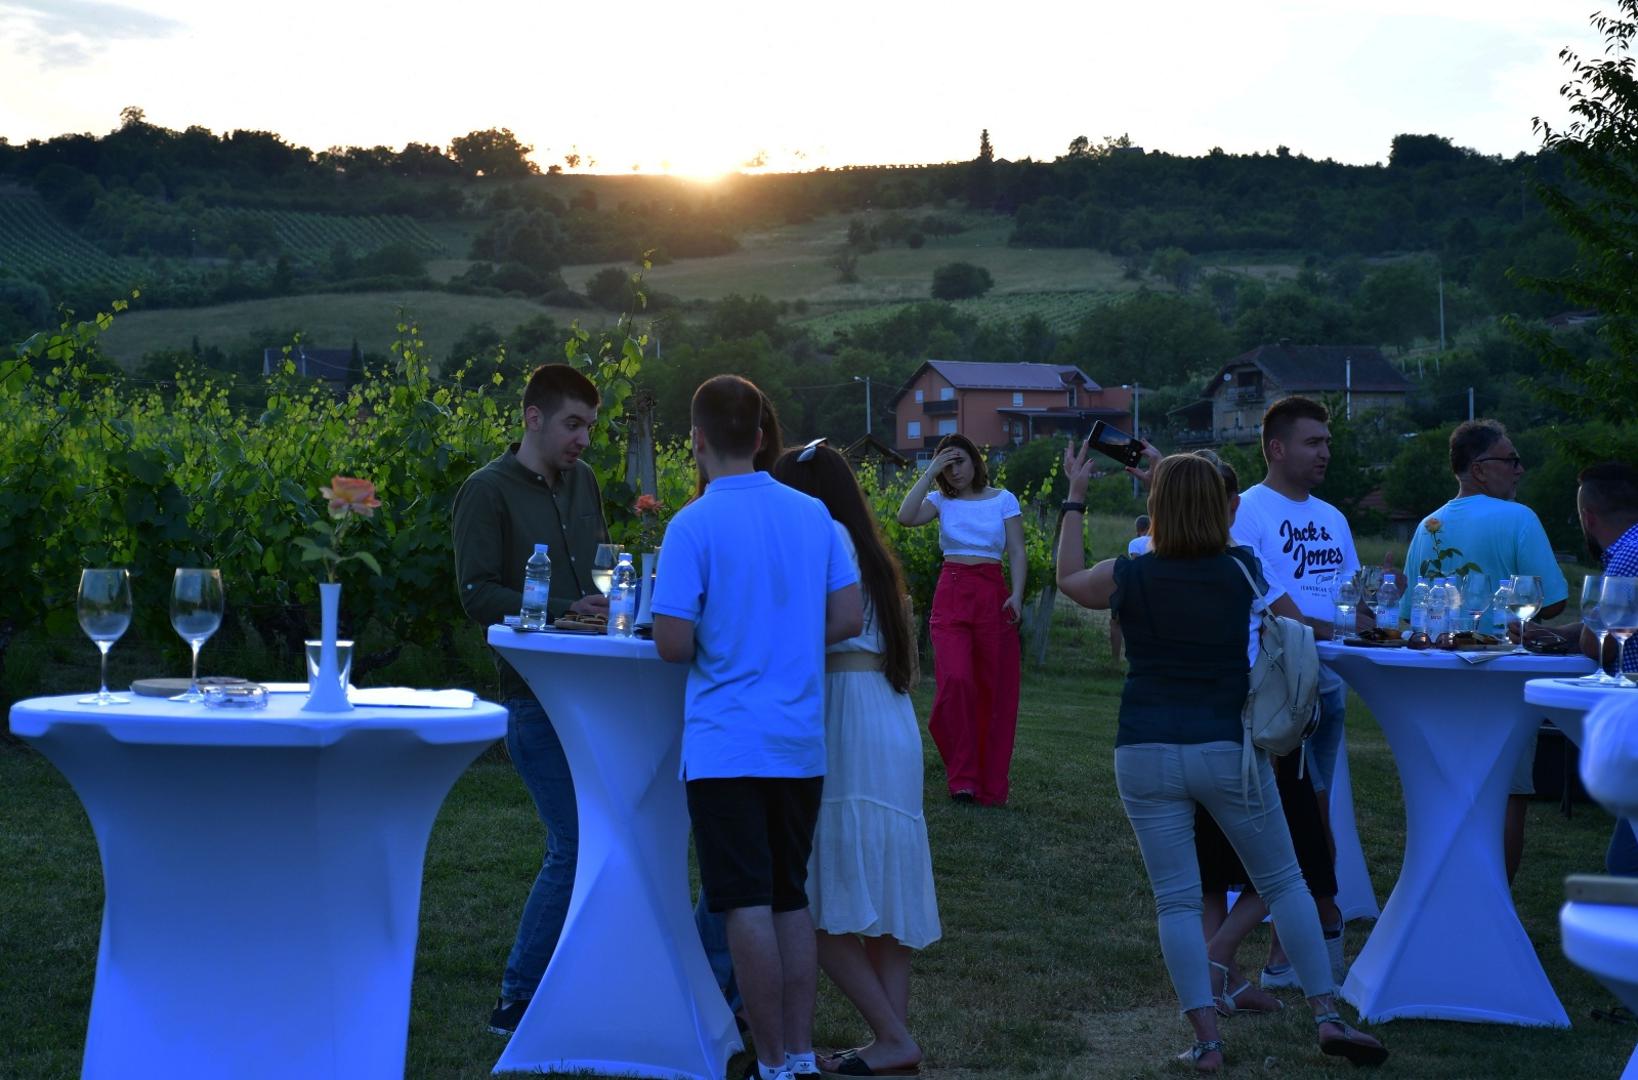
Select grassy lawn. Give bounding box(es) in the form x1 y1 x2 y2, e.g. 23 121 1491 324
97 291 607 368
2 606 1631 1079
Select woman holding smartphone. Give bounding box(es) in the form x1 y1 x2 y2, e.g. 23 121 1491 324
896 433 1026 806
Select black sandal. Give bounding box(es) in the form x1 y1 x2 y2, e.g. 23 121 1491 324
1316 1011 1389 1066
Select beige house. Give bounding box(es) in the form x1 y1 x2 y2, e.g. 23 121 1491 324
1172 344 1412 445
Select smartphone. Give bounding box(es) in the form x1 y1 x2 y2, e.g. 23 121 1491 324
1087 420 1145 468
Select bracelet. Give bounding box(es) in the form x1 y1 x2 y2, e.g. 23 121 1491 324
1060 501 1086 514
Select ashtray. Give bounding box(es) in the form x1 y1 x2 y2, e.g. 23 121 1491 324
201 684 269 710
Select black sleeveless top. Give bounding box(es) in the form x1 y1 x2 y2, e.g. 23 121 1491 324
1112 547 1263 747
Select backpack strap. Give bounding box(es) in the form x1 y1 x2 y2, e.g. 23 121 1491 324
1230 551 1274 828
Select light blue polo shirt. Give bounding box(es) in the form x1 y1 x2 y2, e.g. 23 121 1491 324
1399 493 1568 621
652 472 857 781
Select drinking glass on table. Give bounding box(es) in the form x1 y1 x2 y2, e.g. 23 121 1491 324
170 568 224 702
591 544 619 596
1598 576 1638 688
1505 574 1543 653
1577 574 1617 685
77 568 132 706
1460 571 1492 634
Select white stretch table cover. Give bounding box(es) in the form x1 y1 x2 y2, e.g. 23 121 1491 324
1327 726 1380 922
8 692 505 1080
1319 642 1594 1026
1562 692 1638 1080
487 628 741 1080
1524 677 1635 749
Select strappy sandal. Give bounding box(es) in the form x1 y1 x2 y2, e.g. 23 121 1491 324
819 1048 920 1077
1175 1039 1224 1073
1316 1011 1389 1066
1211 960 1285 1016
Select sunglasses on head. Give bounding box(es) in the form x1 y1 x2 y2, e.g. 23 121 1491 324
797 437 827 463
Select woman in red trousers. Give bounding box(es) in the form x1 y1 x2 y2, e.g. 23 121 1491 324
896 434 1025 806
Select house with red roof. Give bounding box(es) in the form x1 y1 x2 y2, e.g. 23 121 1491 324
1170 344 1412 446
889 360 1134 463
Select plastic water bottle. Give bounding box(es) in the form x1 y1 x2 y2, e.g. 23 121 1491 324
1442 578 1464 633
1427 577 1449 640
607 552 637 638
1376 574 1400 633
520 543 551 629
1409 577 1431 637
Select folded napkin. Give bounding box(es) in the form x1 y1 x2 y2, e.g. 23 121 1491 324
348 687 478 709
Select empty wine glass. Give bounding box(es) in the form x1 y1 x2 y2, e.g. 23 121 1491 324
1577 574 1616 685
170 568 224 702
77 568 132 706
1461 572 1492 634
590 544 619 597
1505 574 1544 654
1598 576 1638 688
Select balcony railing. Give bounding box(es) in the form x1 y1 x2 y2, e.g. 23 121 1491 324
922 399 957 416
1175 429 1216 446
1230 386 1264 404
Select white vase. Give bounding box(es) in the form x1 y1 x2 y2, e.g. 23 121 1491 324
302 581 353 712
635 551 658 626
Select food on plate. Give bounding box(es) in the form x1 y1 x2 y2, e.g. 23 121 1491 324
553 612 609 632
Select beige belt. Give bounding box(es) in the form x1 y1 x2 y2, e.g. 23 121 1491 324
825 653 884 673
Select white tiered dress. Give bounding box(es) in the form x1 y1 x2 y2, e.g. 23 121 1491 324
806 523 942 949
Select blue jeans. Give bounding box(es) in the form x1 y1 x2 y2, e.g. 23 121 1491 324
694 888 742 1015
1115 741 1334 1014
501 697 579 1003
1305 685 1348 793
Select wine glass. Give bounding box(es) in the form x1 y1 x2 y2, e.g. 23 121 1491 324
1598 576 1638 688
77 568 132 706
1460 572 1492 635
1577 574 1616 685
591 544 619 596
1505 574 1544 654
170 568 225 702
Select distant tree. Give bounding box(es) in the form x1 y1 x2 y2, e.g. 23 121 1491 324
978 129 995 163
1382 425 1458 521
1066 135 1091 158
1509 1 1638 423
585 266 635 312
1149 246 1197 291
930 261 994 300
1066 290 1231 389
967 129 996 208
831 248 860 284
448 127 539 177
846 217 876 253
1358 261 1441 350
706 294 784 342
1388 133 1469 169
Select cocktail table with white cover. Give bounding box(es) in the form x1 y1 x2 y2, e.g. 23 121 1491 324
7 691 505 1080
487 627 742 1080
1319 641 1594 1026
1524 676 1633 750
1561 692 1638 1080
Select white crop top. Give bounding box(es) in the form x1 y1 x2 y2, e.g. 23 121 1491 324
925 488 1022 559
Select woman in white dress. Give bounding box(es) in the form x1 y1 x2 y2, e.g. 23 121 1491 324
773 443 941 1078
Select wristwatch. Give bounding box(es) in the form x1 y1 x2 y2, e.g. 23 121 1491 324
1060 501 1086 514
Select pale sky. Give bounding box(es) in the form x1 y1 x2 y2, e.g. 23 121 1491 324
0 0 1608 178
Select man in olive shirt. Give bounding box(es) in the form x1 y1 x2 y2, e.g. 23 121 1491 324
452 363 610 1036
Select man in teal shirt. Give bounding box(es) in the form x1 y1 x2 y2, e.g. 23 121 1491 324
1400 419 1567 886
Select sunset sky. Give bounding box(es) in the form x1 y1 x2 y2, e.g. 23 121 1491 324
0 0 1608 178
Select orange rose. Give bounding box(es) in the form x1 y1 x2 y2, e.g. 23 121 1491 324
1425 517 1441 535
322 476 381 519
633 493 662 515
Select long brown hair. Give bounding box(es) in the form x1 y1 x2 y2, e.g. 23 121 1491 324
932 433 988 497
772 445 916 694
1149 454 1232 559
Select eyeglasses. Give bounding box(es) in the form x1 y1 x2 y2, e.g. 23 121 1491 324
797 436 827 462
1475 454 1524 469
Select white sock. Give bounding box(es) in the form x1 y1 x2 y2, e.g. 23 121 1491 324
757 1062 785 1080
786 1051 819 1074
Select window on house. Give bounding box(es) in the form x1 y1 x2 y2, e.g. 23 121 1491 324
940 387 954 401
914 389 924 403
907 420 921 439
937 419 957 435
1012 392 1023 406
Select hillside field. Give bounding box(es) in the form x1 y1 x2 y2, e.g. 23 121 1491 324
98 291 607 367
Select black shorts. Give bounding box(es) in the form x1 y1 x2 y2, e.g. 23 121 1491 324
687 776 824 913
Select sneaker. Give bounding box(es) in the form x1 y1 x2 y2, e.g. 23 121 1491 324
1260 963 1301 990
741 1064 793 1080
487 996 528 1036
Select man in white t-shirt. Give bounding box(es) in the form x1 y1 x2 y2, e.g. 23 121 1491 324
653 374 862 1080
1230 396 1360 985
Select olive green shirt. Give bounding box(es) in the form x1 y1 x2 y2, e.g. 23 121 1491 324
452 444 608 700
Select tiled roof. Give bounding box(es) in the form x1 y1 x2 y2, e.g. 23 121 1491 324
1204 344 1411 397
890 359 1098 405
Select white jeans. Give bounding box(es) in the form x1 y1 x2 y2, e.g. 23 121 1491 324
1115 740 1336 1013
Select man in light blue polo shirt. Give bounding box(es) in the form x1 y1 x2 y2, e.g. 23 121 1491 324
653 374 862 1080
1399 419 1567 885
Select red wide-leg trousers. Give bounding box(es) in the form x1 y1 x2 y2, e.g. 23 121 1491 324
927 562 1021 805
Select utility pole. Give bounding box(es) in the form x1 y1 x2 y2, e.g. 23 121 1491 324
1468 386 1474 422
852 375 872 437
1126 382 1142 498
1345 357 1352 421
1438 276 1446 352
